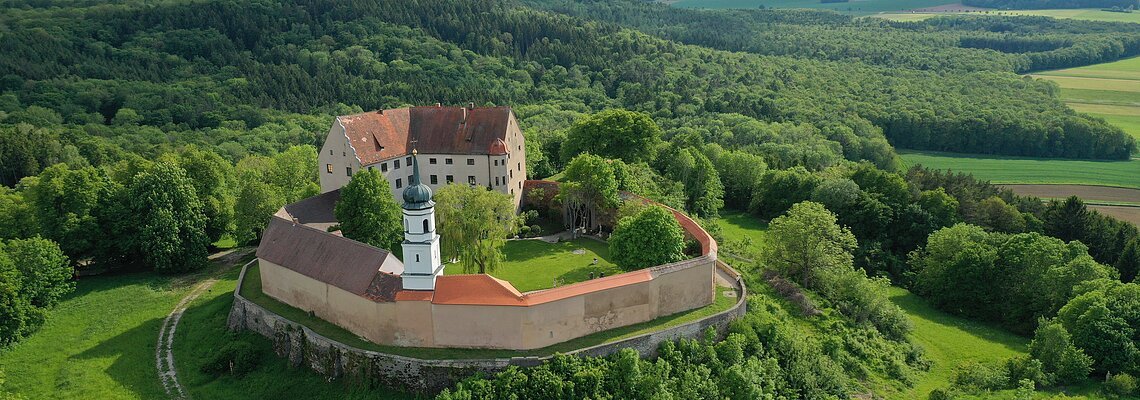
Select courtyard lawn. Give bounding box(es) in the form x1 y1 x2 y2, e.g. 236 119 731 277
446 237 621 292
899 150 1140 189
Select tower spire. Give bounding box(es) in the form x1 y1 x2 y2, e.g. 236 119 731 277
410 149 421 186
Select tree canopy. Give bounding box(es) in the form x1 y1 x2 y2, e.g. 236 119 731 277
333 169 403 252
560 109 663 164
609 205 685 270
433 184 519 274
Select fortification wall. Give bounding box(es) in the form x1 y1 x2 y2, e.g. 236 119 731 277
228 260 746 393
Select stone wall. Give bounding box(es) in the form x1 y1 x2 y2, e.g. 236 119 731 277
228 261 747 394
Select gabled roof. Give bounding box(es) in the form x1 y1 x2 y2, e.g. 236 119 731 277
338 106 514 166
257 213 403 301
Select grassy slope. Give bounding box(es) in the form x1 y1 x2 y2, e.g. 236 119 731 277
899 150 1140 189
445 237 621 292
174 268 417 399
0 272 182 400
712 212 1119 399
888 287 1028 398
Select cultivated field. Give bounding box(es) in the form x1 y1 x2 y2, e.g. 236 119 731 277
671 0 952 14
1001 184 1140 204
876 7 1140 22
1033 56 1140 141
1002 184 1140 225
900 150 1140 189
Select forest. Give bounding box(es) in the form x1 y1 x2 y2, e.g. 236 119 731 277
1 0 1139 398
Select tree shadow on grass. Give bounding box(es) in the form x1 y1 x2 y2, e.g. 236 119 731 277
70 316 168 399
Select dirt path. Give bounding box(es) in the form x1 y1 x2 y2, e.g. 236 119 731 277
156 255 257 400
156 278 217 399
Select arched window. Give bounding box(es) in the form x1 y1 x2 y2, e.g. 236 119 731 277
415 254 420 262
422 219 429 233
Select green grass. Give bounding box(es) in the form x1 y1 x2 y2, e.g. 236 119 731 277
445 238 621 292
670 0 950 15
887 287 1029 399
175 267 416 399
713 210 768 257
241 262 739 360
899 150 1140 189
876 9 1140 23
0 272 184 399
1034 56 1140 143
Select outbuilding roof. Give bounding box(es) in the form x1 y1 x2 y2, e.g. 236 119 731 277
337 106 514 166
257 212 403 301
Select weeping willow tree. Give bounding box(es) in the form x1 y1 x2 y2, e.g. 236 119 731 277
558 154 620 233
434 184 520 274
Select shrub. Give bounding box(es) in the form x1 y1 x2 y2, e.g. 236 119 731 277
1105 373 1136 396
950 361 1009 393
200 340 261 378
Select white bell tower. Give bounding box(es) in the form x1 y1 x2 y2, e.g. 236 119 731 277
400 150 444 290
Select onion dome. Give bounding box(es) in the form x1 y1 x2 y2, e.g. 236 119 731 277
402 150 434 210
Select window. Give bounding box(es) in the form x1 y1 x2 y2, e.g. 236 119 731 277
326 164 333 173
430 175 438 185
467 158 475 166
445 158 453 165
422 219 429 233
494 177 500 186
381 163 388 172
345 167 352 176
368 165 374 171
510 170 513 179
517 162 521 171
429 158 437 165
468 176 477 185
394 159 401 169
446 175 454 183
407 175 412 184
415 254 420 262
343 152 346 157
329 150 332 155
492 160 497 166
406 156 411 165
395 178 402 188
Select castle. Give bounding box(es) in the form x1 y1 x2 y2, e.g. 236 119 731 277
253 105 718 350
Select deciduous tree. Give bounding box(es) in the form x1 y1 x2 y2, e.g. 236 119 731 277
762 201 856 288
434 184 519 274
609 205 685 270
128 162 209 272
334 169 403 252
560 109 663 164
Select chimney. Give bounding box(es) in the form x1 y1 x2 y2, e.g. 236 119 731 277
468 102 475 109
435 102 442 107
462 107 468 123
375 109 383 114
292 217 299 226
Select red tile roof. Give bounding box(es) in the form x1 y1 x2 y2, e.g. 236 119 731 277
431 269 655 306
338 106 513 166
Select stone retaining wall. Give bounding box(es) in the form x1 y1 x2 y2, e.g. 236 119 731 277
227 261 747 394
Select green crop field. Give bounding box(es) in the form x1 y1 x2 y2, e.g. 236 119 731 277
1036 56 1140 142
444 237 620 292
876 8 1140 23
899 150 1140 189
670 0 950 15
